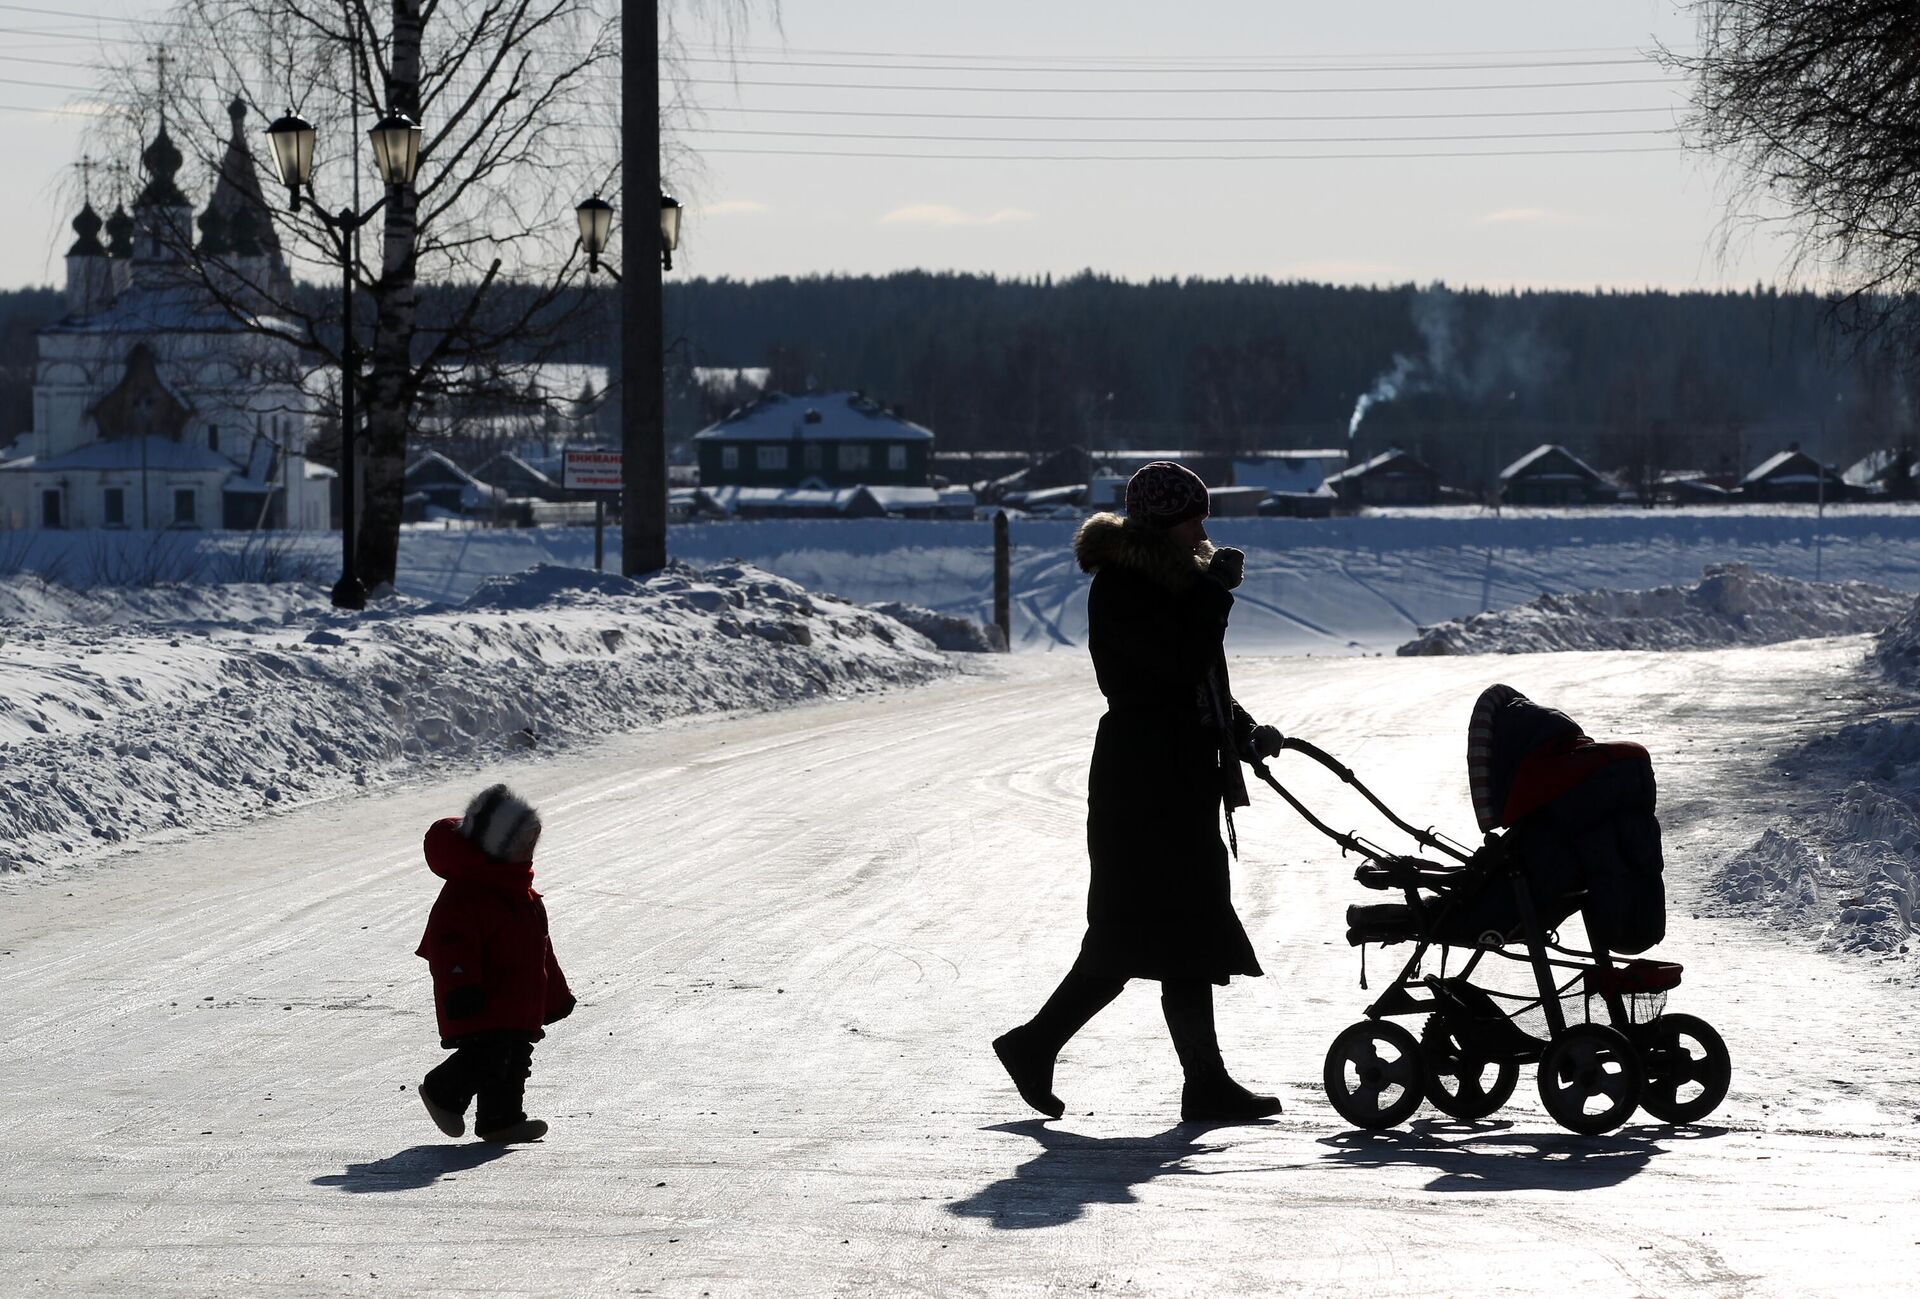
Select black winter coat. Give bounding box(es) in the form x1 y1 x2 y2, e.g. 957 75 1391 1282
1072 513 1264 984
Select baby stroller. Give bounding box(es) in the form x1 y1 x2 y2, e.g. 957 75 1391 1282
1256 685 1732 1136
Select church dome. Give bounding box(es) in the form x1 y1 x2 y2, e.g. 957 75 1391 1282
67 202 106 257
105 204 134 258
136 124 191 209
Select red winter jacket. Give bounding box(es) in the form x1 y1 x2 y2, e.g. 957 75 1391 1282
416 818 574 1046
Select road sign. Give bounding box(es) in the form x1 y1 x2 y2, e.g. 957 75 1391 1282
563 448 623 491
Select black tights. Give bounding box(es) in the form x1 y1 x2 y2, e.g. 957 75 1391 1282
1025 955 1218 1065
423 1037 534 1132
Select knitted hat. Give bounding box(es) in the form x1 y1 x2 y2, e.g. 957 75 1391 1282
461 784 543 863
1124 460 1210 527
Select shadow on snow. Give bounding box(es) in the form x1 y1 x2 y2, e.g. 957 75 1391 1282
311 1142 514 1193
1318 1117 1728 1192
945 1117 1282 1230
949 1117 1727 1224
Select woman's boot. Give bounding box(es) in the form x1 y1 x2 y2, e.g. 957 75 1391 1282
1161 981 1281 1122
994 961 1126 1119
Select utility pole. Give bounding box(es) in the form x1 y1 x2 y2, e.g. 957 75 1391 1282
622 0 667 575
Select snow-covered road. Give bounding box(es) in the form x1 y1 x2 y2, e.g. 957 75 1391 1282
3 645 1917 1297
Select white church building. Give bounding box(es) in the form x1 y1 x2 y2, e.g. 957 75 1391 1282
0 102 332 532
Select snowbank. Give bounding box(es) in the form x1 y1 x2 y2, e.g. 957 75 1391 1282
1713 784 1917 958
1871 595 1920 685
1706 615 1920 964
1396 564 1912 655
0 563 953 879
867 601 1005 653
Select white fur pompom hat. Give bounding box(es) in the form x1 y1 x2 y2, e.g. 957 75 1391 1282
461 784 543 863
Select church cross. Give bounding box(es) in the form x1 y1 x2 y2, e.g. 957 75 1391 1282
149 45 172 124
75 155 98 205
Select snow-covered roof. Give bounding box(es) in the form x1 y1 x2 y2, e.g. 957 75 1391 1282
701 485 865 514
1500 443 1607 483
405 450 489 490
1844 449 1905 487
4 435 234 474
1322 448 1431 485
694 391 935 444
860 486 945 510
1744 449 1837 485
41 282 289 337
475 451 556 488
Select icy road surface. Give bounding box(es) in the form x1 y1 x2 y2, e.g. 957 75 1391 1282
3 643 1917 1298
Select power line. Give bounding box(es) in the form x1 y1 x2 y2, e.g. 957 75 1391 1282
689 125 1679 145
687 41 1691 64
674 54 1661 75
0 52 100 71
693 104 1681 124
680 75 1682 96
700 143 1684 161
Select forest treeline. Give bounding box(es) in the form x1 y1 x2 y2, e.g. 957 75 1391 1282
664 273 1917 488
5 273 1914 489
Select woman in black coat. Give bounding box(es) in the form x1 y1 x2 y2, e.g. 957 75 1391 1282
993 461 1285 1123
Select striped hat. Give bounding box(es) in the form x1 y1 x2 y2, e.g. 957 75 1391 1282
461 784 543 863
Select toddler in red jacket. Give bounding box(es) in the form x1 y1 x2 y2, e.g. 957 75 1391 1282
416 785 575 1143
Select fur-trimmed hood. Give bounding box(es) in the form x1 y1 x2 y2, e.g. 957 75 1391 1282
1074 512 1215 591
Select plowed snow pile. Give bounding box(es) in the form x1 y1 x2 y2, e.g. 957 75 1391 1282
1707 598 1920 962
1871 593 1920 684
1713 784 1918 958
0 563 953 879
1397 563 1910 655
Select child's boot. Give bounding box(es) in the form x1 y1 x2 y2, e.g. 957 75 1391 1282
477 1117 548 1143
419 1080 466 1138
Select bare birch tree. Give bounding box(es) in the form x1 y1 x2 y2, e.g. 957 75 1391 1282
96 0 769 588
1664 3 1920 334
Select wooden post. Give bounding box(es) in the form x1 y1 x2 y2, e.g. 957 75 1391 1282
993 509 1011 651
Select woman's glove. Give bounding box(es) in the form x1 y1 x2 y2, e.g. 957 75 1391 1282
445 985 486 1020
544 993 577 1025
1207 545 1245 590
1243 724 1285 761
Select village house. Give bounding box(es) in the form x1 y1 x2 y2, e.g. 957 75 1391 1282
1320 448 1441 506
1741 447 1850 503
1499 444 1619 507
693 391 934 490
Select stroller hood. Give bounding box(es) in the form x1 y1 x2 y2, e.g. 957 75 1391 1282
1465 684 1667 954
1468 684 1584 832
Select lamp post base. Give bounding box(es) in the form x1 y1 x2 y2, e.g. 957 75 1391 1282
330 573 367 611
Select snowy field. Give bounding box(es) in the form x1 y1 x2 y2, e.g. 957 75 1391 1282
10 504 1920 652
3 647 1918 1298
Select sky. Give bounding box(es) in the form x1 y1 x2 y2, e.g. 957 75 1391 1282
4 0 1796 293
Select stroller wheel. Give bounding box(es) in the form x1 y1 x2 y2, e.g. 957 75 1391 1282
1323 1020 1424 1131
1537 1023 1643 1135
1420 1016 1519 1120
1635 1013 1731 1125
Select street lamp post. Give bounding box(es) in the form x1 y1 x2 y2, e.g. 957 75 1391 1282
574 191 683 281
575 192 682 576
263 107 423 611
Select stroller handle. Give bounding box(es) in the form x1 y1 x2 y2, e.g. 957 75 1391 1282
1256 736 1476 864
